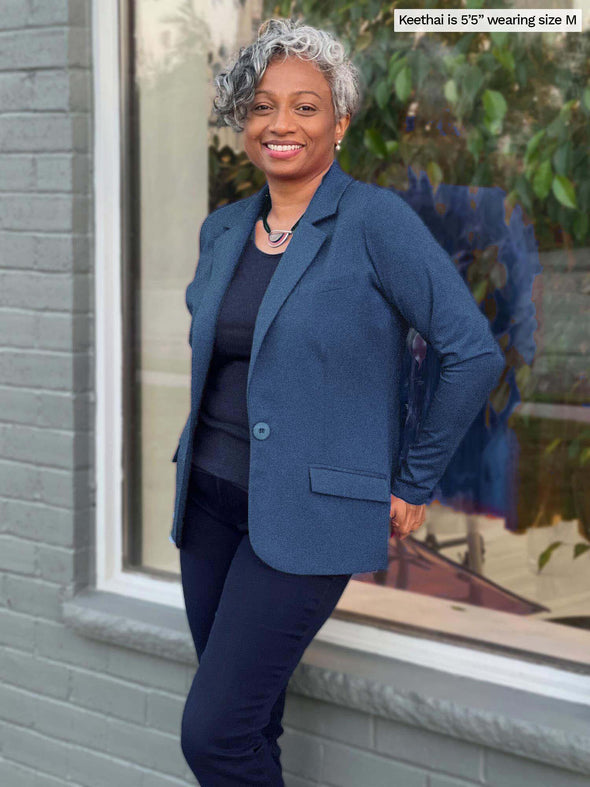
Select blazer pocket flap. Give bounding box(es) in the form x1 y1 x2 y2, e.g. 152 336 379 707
299 272 359 293
309 464 390 502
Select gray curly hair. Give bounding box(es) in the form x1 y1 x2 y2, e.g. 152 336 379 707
213 18 363 133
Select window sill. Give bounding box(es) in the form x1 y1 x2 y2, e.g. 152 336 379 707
63 589 590 777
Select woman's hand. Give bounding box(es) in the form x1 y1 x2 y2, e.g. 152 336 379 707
389 494 426 540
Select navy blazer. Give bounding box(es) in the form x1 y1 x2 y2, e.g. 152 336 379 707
169 159 504 575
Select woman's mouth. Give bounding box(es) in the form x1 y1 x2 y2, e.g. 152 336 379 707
263 143 304 159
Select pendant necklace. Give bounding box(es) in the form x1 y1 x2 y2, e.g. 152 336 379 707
260 191 302 248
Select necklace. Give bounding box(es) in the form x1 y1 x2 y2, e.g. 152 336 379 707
261 192 302 248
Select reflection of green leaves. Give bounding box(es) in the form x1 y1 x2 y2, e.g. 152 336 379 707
539 539 590 570
482 89 507 122
544 438 562 455
395 66 412 102
525 130 545 166
376 79 391 110
552 175 577 209
364 128 388 158
444 79 458 105
538 540 563 571
533 160 552 199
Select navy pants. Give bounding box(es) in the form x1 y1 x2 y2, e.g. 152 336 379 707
179 466 352 786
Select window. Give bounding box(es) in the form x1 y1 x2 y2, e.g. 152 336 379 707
95 0 590 675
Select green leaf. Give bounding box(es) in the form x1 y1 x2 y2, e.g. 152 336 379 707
532 159 553 199
573 543 590 559
552 175 577 209
376 80 391 110
552 143 571 176
490 31 508 47
538 540 563 572
444 79 458 105
524 130 545 166
364 128 388 158
582 87 590 113
492 47 514 72
544 438 562 455
395 66 412 103
482 89 507 122
426 161 443 189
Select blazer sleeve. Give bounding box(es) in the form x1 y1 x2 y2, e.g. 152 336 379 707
363 188 505 505
185 214 215 316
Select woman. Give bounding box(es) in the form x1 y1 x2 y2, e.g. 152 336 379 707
171 17 504 786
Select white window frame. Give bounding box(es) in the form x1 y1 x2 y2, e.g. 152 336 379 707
92 0 590 707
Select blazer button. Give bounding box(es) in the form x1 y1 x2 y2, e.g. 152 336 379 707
252 421 270 440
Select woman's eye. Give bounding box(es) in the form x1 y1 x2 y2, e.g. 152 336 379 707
252 104 315 112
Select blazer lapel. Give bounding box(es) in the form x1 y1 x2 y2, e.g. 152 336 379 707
194 159 354 408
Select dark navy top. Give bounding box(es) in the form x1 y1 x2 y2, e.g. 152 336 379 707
190 228 284 495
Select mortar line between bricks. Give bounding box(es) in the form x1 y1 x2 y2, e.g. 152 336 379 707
2 718 194 783
0 754 88 787
3 643 189 699
0 730 167 782
0 495 93 512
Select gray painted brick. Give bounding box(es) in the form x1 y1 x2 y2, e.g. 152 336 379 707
0 115 74 154
1 645 70 699
69 669 147 724
428 775 481 787
107 647 188 695
0 194 89 233
0 309 37 347
141 771 198 787
0 1 28 29
37 312 92 352
0 155 35 190
0 230 36 269
0 386 38 424
0 270 76 310
0 683 38 728
3 573 64 619
0 461 41 501
0 29 71 70
33 693 109 750
146 690 185 735
3 723 144 787
375 718 484 782
29 0 88 28
285 693 372 748
36 154 90 192
322 739 428 787
0 350 75 390
0 534 37 574
38 466 93 507
280 728 323 780
484 748 590 787
105 717 184 778
1 498 76 545
0 758 86 787
37 390 93 430
36 618 109 671
35 233 90 272
0 608 36 651
0 422 81 469
284 774 321 787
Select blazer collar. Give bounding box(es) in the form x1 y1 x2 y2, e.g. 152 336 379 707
204 158 355 406
219 157 354 230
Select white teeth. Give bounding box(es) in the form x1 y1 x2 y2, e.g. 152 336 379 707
266 144 303 151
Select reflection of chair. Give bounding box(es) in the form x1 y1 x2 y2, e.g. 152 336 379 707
353 533 548 614
394 170 541 575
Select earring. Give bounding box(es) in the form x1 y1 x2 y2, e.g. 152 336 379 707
335 139 342 151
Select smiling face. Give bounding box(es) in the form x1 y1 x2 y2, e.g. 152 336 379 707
243 54 350 182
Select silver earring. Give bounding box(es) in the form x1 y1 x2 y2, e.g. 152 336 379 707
335 139 342 151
